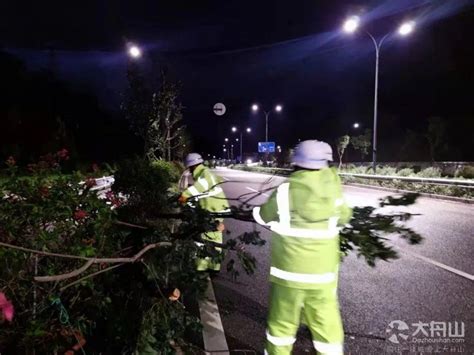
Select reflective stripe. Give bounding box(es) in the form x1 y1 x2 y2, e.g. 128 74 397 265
271 182 341 239
268 222 340 239
195 242 204 247
264 351 269 355
187 186 200 196
328 216 339 230
313 341 343 354
209 173 217 186
195 186 224 199
217 208 231 213
276 183 291 227
253 207 269 226
197 177 209 191
335 198 344 207
266 331 296 346
270 267 336 284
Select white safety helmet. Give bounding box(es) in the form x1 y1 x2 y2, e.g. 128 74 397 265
184 153 204 168
291 140 333 169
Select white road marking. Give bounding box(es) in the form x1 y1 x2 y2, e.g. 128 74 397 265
397 247 474 281
198 278 229 354
246 186 270 197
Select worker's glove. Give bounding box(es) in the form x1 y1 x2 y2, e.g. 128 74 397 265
178 194 188 205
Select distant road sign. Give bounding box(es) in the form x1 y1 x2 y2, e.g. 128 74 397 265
213 103 226 116
258 142 276 153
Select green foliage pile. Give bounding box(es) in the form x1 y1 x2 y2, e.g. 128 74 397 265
0 155 263 353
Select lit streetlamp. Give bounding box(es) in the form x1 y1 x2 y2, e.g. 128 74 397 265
353 122 360 129
231 126 252 163
343 16 415 172
251 103 283 142
128 44 142 59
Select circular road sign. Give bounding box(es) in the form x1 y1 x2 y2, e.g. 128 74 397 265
213 103 226 116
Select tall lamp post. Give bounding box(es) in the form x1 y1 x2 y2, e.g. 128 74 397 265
232 126 251 163
343 16 415 172
251 104 283 142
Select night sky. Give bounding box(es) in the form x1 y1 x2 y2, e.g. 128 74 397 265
1 0 473 160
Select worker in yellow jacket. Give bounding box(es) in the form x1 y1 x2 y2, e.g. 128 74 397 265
180 153 230 271
253 140 352 355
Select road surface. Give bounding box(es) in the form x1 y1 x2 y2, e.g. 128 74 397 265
210 168 474 354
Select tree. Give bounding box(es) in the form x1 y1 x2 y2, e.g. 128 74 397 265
148 75 185 161
336 135 350 168
426 117 446 162
122 66 152 153
122 69 185 161
351 129 372 161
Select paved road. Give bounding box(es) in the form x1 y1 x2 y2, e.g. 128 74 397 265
211 168 474 354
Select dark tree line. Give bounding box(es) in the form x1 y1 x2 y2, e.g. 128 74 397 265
0 51 140 166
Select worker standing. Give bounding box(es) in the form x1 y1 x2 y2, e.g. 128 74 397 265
179 153 230 272
253 140 352 355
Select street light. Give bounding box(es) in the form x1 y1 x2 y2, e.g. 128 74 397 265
353 122 360 129
224 137 229 142
231 126 252 163
398 21 415 36
342 16 360 34
128 45 142 58
342 16 415 172
251 103 283 142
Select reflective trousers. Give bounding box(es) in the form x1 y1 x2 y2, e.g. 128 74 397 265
196 230 222 271
265 283 344 355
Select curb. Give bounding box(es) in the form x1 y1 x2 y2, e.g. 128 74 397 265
198 277 229 354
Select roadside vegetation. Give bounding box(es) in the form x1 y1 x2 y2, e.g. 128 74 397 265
230 163 473 200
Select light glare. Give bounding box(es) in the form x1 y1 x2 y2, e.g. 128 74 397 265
251 104 259 111
343 16 359 33
398 21 415 36
246 127 251 133
129 46 141 58
275 105 283 112
232 127 237 132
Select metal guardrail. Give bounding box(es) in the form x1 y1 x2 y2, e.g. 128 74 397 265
232 166 473 188
338 173 474 188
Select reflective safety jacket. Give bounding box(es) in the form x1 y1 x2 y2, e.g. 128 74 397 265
253 167 352 290
182 164 230 213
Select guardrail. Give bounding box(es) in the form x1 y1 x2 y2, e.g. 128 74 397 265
338 173 474 188
231 166 474 188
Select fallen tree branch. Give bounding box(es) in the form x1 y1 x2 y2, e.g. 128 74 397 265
115 220 148 230
35 260 95 282
0 241 172 282
60 263 125 292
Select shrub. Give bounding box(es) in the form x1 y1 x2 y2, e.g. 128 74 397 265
417 167 442 178
151 159 181 183
397 168 415 177
376 166 397 176
455 165 474 179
